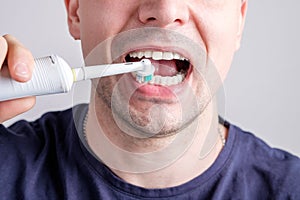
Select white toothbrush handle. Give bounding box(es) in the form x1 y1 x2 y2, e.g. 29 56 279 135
0 55 74 101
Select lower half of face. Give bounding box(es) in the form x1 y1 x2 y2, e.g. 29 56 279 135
78 0 244 138
93 63 216 138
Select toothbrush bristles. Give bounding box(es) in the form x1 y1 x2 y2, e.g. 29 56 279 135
136 74 153 83
135 59 154 83
143 75 153 82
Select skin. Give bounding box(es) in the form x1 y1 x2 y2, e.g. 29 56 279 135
69 0 247 187
0 35 35 123
1 0 247 189
66 0 247 136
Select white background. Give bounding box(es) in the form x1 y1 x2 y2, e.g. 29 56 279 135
1 0 300 156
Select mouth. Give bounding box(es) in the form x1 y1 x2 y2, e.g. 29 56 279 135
124 50 192 86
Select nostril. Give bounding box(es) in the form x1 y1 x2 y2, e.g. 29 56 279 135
138 1 189 27
147 17 156 21
174 19 182 24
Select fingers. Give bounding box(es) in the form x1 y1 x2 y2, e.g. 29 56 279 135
0 35 36 123
0 36 8 67
0 97 36 124
2 34 34 82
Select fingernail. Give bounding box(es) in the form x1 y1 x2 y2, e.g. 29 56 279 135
14 63 29 78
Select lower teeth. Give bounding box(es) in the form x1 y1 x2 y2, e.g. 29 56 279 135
149 74 185 86
132 70 187 86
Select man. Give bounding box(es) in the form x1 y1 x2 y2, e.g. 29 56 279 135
0 0 299 199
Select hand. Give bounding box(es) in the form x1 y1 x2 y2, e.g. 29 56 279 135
0 35 36 123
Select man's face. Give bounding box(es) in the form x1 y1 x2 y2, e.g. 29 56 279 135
67 0 246 137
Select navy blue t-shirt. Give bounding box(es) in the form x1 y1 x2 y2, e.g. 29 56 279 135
0 104 300 199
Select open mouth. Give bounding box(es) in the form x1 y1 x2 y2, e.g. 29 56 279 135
125 50 191 86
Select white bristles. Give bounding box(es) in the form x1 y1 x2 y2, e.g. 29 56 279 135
135 59 155 83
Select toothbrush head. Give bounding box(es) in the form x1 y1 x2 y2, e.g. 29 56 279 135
135 59 155 83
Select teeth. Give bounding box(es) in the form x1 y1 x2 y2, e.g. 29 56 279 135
131 73 186 86
162 52 174 60
173 53 180 60
129 51 188 61
129 50 189 86
138 52 145 59
152 51 163 60
148 74 185 86
144 51 152 58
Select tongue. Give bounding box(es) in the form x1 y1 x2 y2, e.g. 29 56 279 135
150 60 178 76
128 57 178 76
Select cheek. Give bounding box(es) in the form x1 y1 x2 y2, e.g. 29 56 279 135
204 17 241 80
79 19 119 58
78 1 137 58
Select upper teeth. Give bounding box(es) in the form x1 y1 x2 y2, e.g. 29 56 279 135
129 51 188 61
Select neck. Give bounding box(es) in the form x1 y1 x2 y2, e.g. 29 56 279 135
85 95 226 188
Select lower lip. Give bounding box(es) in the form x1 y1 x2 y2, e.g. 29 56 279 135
135 84 178 99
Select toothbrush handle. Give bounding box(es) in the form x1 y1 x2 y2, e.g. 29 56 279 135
0 55 73 102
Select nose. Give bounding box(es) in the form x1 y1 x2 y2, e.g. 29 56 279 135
138 0 189 28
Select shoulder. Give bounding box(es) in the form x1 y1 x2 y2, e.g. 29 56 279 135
0 104 88 198
0 103 88 153
230 123 300 164
228 123 300 198
3 103 87 134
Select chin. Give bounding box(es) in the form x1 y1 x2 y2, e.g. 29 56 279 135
110 89 206 138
